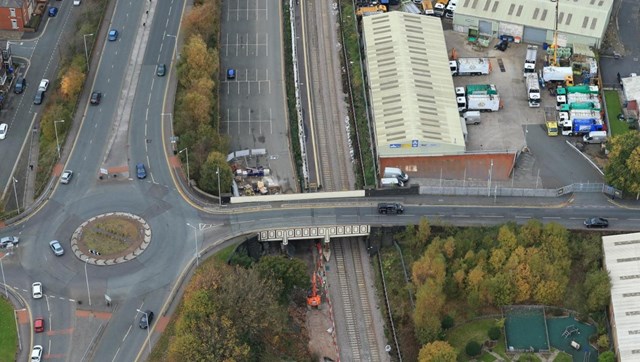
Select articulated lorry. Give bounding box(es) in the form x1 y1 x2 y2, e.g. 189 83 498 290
525 73 541 107
456 84 501 111
524 45 538 77
356 5 387 17
559 118 603 136
557 85 599 95
450 57 491 76
558 109 601 123
559 101 601 112
556 93 601 110
434 0 448 16
542 66 573 83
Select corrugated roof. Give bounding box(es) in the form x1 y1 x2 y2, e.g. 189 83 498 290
362 12 464 156
602 232 640 362
456 0 613 39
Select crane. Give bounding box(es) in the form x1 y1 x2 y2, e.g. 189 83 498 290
551 0 559 66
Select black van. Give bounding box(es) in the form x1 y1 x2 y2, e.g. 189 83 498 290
377 203 404 215
14 77 25 94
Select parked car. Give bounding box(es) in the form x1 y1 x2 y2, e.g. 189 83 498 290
0 236 19 248
32 282 43 299
33 90 45 105
14 76 26 94
226 68 236 79
34 317 45 333
60 170 73 184
38 79 49 91
136 163 147 179
73 0 81 4
156 64 166 77
48 7 58 17
139 310 154 329
0 123 7 139
584 217 609 228
108 29 118 41
90 91 102 105
31 345 43 362
49 240 64 256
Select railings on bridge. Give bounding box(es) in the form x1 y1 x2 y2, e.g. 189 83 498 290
258 225 370 245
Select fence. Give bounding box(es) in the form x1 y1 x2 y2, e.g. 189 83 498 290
419 181 621 198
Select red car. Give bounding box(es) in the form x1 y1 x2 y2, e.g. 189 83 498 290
34 317 45 333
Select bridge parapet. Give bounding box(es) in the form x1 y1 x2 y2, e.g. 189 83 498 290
259 225 370 245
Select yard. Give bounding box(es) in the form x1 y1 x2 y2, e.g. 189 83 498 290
604 90 630 136
446 318 507 362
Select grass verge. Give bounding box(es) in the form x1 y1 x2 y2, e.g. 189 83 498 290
604 90 629 136
553 351 573 362
0 297 17 362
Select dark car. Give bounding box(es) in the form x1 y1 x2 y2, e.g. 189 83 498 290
139 310 154 329
156 64 166 77
495 40 508 52
48 7 58 17
108 29 118 41
34 89 45 105
14 77 26 94
90 91 102 105
377 203 404 215
226 68 236 80
584 217 609 228
136 163 147 179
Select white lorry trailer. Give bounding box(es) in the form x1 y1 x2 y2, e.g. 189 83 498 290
466 94 501 112
450 58 491 76
525 73 541 107
524 45 538 77
542 66 573 83
557 93 601 110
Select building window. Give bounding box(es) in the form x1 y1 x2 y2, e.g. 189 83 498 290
508 3 514 15
9 8 16 17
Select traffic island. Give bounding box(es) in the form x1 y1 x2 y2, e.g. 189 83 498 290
70 212 151 265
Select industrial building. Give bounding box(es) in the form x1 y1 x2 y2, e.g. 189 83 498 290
452 0 614 48
602 232 640 362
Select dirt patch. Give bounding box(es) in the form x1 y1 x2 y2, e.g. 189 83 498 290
77 216 144 257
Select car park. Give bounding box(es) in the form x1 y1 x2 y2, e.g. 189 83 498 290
226 68 236 79
108 29 118 41
32 282 43 299
33 90 45 105
60 170 73 184
584 217 609 228
0 236 19 248
0 123 7 139
14 76 26 94
156 64 166 77
34 317 45 333
31 345 43 362
139 310 154 329
136 163 147 179
90 91 102 105
49 240 64 256
48 7 58 17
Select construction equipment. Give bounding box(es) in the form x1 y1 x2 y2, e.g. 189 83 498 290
307 273 321 308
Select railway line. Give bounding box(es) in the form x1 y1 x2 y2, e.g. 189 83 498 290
301 0 354 191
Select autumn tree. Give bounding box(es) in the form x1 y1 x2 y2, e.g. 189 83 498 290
178 34 216 89
583 270 611 313
254 255 308 303
182 0 219 46
413 280 446 343
418 341 457 362
605 131 640 197
60 66 86 100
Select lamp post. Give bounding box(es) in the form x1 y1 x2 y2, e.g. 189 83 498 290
136 309 151 356
0 254 8 298
83 33 94 72
186 223 199 266
12 177 19 214
84 257 91 306
178 148 189 182
54 120 65 159
216 167 221 206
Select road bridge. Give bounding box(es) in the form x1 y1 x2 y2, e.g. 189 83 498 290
258 224 370 245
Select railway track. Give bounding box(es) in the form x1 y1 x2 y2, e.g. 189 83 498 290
302 0 353 191
332 238 383 361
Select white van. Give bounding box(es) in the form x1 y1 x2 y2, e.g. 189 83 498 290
381 178 404 187
462 111 481 125
582 131 607 144
383 167 409 182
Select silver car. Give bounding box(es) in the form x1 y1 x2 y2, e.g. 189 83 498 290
49 240 64 256
60 170 73 184
0 236 19 248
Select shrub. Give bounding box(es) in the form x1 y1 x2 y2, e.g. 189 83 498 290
488 326 501 341
465 341 481 357
441 315 454 330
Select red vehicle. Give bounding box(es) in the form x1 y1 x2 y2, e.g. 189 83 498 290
34 317 45 333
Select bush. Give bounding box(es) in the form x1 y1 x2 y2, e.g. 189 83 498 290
441 315 454 330
465 341 481 357
488 326 501 341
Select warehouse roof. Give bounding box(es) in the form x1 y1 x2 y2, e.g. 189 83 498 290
362 12 464 157
602 232 640 362
456 0 613 40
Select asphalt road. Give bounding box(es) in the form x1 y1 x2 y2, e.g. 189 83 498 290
600 0 639 86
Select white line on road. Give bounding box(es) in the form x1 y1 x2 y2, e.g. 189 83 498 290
480 215 504 218
515 216 531 219
451 214 470 218
111 347 121 362
123 325 132 342
629 218 640 221
542 216 561 219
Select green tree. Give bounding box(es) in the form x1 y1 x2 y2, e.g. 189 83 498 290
598 351 615 362
583 270 611 313
465 341 481 357
488 326 501 340
254 255 308 303
198 151 232 195
605 131 640 197
418 341 457 362
597 334 609 350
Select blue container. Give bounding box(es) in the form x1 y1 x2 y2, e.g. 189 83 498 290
543 42 549 50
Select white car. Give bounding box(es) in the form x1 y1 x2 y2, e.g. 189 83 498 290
73 0 81 5
32 282 43 299
60 170 73 184
31 345 43 362
0 123 7 139
38 79 49 92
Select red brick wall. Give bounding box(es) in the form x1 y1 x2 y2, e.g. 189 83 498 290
380 153 516 181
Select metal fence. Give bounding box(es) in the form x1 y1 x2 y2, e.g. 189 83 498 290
419 181 621 198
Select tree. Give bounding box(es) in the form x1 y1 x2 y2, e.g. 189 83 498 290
465 341 482 357
179 34 215 89
412 250 446 288
598 351 615 362
418 341 457 362
199 151 232 195
60 66 86 100
605 131 640 197
254 255 308 303
597 334 610 350
441 315 454 330
583 270 611 313
183 0 219 46
488 326 501 340
413 281 445 344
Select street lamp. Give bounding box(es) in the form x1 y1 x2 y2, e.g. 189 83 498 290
136 309 152 356
178 148 189 182
83 33 94 72
0 254 9 298
216 167 221 206
84 257 91 306
12 177 19 214
186 223 199 266
54 120 65 159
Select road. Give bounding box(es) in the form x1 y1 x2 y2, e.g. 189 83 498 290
600 0 638 86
